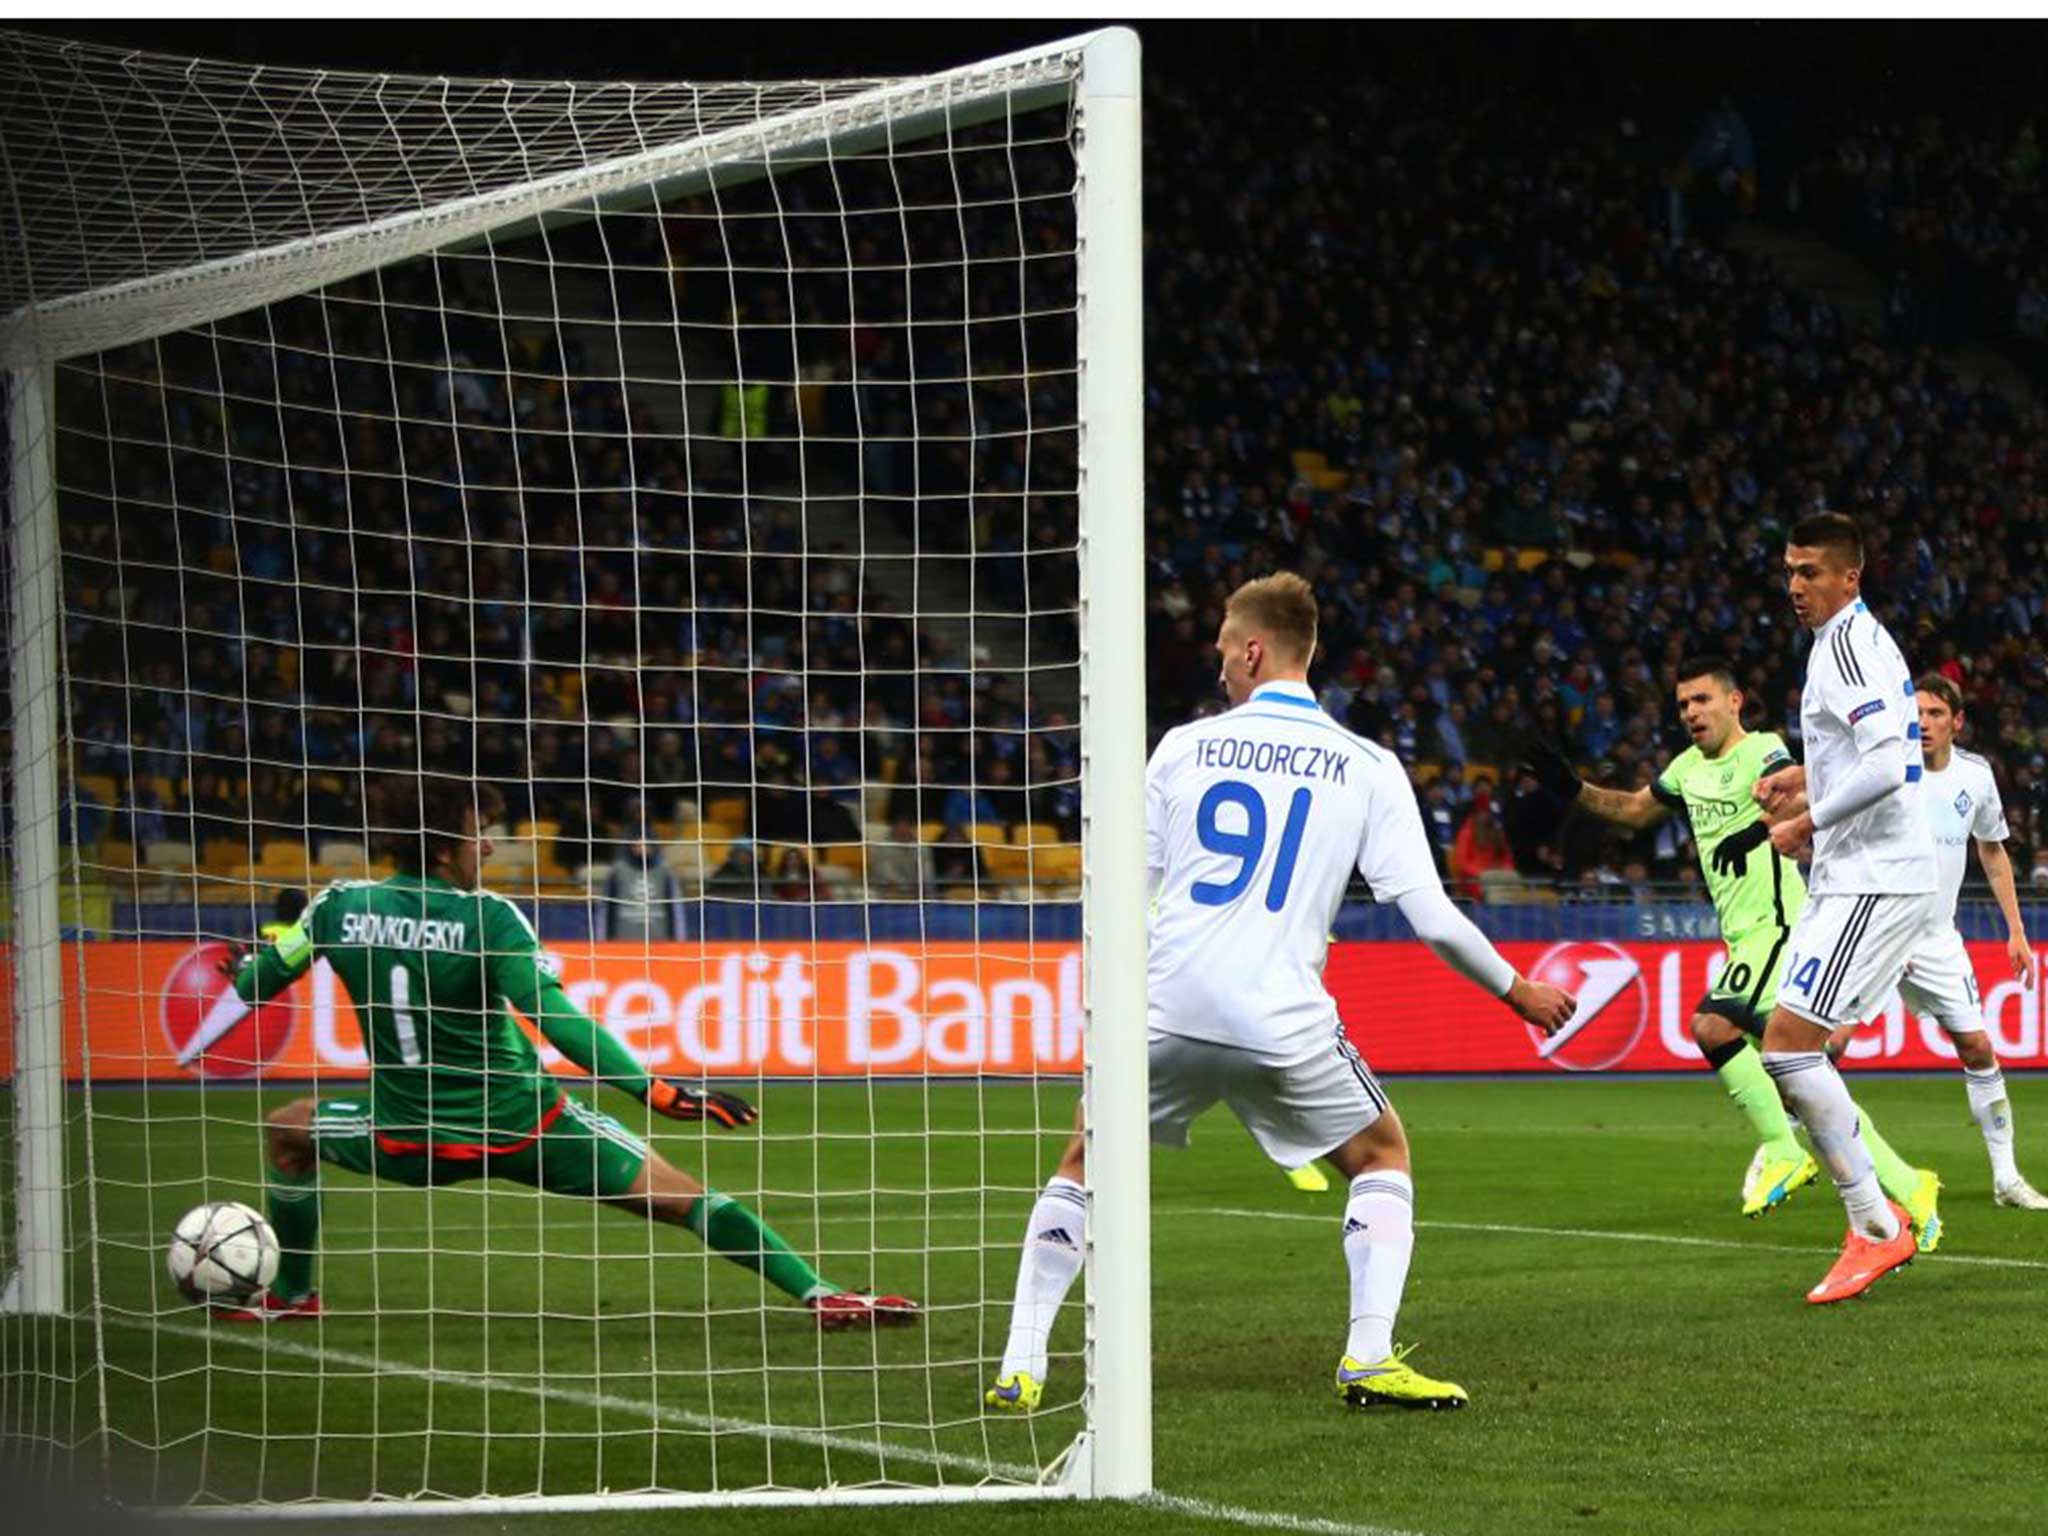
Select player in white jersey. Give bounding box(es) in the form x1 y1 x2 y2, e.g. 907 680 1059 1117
985 573 1577 1415
1753 513 1934 1302
1903 676 2045 1207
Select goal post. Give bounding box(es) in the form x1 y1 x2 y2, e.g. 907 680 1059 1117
5 361 67 1321
1072 24 1150 1504
0 23 1147 1512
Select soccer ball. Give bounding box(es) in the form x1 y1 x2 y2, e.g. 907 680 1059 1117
167 1201 279 1305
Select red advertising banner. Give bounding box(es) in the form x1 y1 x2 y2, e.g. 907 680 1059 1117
5 938 2040 1082
1327 940 2047 1072
3 941 1085 1082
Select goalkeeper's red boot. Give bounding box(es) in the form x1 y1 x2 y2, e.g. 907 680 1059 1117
808 1292 920 1331
212 1289 322 1323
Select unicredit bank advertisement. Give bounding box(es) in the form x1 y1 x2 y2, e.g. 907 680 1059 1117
11 936 2044 1082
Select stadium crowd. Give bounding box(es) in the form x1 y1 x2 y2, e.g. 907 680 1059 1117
42 26 2048 907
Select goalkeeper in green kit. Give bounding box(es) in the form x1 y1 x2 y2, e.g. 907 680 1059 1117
1524 657 1942 1248
180 773 918 1328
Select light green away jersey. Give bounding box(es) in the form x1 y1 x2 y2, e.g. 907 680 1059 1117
1652 731 1805 942
258 874 563 1138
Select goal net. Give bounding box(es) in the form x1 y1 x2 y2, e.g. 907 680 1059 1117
0 25 1146 1513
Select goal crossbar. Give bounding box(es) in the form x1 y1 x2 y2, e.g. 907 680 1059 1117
0 29 1098 368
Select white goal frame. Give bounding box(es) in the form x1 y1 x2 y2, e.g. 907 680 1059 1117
0 24 1148 1509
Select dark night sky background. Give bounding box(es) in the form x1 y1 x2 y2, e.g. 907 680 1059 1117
14 19 2048 112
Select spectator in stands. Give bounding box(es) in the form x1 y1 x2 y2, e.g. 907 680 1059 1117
865 815 933 900
942 777 1001 838
1449 807 1517 902
595 838 684 941
1417 780 1459 871
59 776 109 850
1578 693 1623 760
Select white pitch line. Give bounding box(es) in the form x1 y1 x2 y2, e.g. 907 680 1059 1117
112 1317 1429 1536
1196 1206 2048 1271
1138 1492 1431 1536
122 1314 1039 1484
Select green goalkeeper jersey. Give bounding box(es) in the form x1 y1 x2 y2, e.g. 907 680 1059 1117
237 873 649 1142
1652 731 1806 943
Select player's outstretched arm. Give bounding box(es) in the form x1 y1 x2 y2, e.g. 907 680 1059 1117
488 909 760 1128
175 924 317 1067
1393 885 1577 1034
525 970 757 1126
1360 758 1577 1033
1975 838 2035 985
1520 736 1666 829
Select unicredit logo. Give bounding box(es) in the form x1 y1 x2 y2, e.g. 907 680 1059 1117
1523 942 1649 1072
158 940 297 1079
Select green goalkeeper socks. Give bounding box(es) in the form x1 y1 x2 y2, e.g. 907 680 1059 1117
266 1165 320 1302
686 1190 833 1302
1858 1116 1917 1206
1705 1038 1804 1162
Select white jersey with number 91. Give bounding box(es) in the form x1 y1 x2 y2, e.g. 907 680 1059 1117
1145 680 1443 1058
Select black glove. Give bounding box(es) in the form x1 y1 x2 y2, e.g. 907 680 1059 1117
215 943 251 983
1520 736 1584 802
1710 820 1770 879
644 1079 758 1128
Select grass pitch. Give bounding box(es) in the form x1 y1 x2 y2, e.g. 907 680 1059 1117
6 1074 2045 1536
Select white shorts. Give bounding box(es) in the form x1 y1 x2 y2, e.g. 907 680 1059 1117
1778 891 1942 1030
1148 1025 1386 1168
1897 922 1987 1033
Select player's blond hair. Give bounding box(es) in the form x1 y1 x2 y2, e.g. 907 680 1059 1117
1225 571 1318 665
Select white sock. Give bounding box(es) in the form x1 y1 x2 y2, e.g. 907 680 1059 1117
1342 1169 1415 1364
1763 1052 1898 1240
998 1176 1086 1382
1964 1064 2020 1187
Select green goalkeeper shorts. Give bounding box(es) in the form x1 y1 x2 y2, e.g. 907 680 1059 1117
310 1093 648 1198
1693 925 1793 1038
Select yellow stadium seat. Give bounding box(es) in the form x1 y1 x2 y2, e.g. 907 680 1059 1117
76 773 119 810
1012 822 1061 846
820 843 867 877
144 840 197 872
481 858 537 888
1030 846 1084 886
983 845 1031 883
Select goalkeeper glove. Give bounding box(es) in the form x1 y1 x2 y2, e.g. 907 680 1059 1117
214 944 251 983
1520 737 1584 802
1710 820 1770 879
644 1079 758 1128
